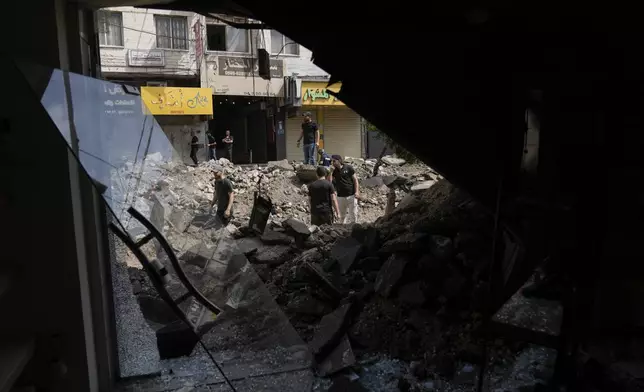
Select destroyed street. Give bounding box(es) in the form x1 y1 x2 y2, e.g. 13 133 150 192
110 155 560 392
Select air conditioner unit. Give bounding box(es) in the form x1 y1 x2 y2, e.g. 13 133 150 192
283 77 302 107
147 81 167 87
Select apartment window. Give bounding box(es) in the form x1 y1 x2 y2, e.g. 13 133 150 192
155 15 188 50
206 24 250 53
271 30 299 55
97 11 123 46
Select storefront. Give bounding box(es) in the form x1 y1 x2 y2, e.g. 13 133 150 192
201 55 286 163
140 86 213 164
286 81 362 162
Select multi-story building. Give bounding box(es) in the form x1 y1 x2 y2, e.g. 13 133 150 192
97 7 209 164
277 34 365 162
97 8 364 164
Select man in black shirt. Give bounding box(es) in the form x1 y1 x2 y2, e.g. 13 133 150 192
222 130 234 162
296 112 319 165
308 166 340 226
331 155 360 223
189 131 200 166
210 165 235 225
207 131 217 161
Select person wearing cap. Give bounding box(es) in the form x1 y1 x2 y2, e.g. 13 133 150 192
210 164 235 225
319 148 331 168
308 166 340 226
330 155 360 223
296 111 319 165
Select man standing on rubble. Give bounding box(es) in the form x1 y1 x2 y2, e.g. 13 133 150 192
189 131 200 166
222 129 234 163
210 165 235 225
296 112 319 165
308 166 340 225
331 155 360 223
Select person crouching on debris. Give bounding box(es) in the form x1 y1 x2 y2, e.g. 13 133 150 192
319 148 331 168
331 155 360 224
210 165 235 225
308 166 340 226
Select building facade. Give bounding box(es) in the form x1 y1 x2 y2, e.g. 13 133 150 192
277 36 364 162
97 8 363 164
98 7 209 164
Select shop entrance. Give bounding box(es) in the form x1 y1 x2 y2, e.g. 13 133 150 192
209 95 278 164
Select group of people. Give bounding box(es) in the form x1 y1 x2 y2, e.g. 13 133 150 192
206 111 360 228
298 111 360 225
190 129 234 166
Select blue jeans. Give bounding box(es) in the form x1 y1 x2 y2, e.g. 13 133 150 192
303 143 316 165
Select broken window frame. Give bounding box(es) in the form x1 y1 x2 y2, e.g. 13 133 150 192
205 17 251 53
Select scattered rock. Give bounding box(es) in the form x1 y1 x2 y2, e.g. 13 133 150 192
260 230 294 245
267 159 294 171
411 180 435 192
382 156 406 166
317 335 356 376
375 254 409 298
330 237 363 274
167 210 191 232
250 245 292 266
296 164 319 182
380 232 428 253
398 281 426 306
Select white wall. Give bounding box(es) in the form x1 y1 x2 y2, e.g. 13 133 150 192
280 45 329 78
99 7 200 77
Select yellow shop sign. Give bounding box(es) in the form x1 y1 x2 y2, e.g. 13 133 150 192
301 82 345 106
141 87 213 115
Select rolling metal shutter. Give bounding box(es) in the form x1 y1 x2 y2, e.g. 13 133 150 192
321 107 362 160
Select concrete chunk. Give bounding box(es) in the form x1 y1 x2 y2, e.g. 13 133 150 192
375 254 408 298
330 237 362 274
309 303 354 356
261 230 294 245
316 335 355 377
167 210 191 233
250 245 292 266
267 159 294 171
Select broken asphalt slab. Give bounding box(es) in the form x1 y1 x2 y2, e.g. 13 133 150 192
302 262 345 302
250 245 292 266
375 254 409 298
317 335 356 377
261 230 295 245
330 237 363 274
168 209 192 232
309 302 361 363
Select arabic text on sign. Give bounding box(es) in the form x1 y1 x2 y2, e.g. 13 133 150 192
303 88 335 102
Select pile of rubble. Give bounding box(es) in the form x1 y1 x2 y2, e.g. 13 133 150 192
116 153 556 391
237 179 530 390
134 155 438 228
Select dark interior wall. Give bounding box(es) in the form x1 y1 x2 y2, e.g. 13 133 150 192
209 99 272 163
1 1 109 391
248 109 267 163
2 62 97 391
